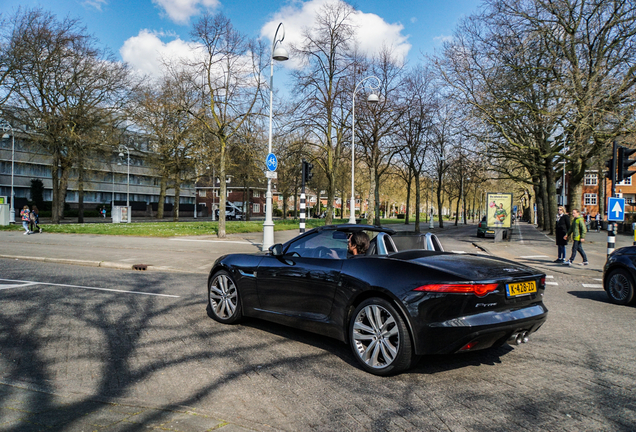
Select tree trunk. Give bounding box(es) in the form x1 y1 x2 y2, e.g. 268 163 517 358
437 181 444 228
545 161 557 235
374 171 381 226
51 154 61 224
534 184 543 228
454 195 460 226
56 168 70 222
77 163 85 223
173 181 180 222
414 174 421 233
366 169 376 225
405 171 412 225
540 174 549 231
157 175 167 219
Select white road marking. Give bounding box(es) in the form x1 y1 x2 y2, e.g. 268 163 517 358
519 255 549 258
0 282 39 291
0 278 179 298
582 284 603 289
546 275 554 279
451 250 467 254
546 282 559 286
170 238 259 245
593 278 603 281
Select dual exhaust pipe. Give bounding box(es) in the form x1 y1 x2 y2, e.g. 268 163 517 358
510 331 530 345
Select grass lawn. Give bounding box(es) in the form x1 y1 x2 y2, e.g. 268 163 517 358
0 218 404 237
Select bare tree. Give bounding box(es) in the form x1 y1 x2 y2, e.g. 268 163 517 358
189 12 266 237
4 8 130 223
290 0 356 226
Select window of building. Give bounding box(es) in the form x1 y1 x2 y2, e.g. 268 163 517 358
214 189 219 197
253 190 260 198
584 173 598 186
618 177 633 186
199 190 206 197
584 193 597 205
253 203 260 213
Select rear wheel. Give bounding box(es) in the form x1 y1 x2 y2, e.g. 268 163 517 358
208 270 242 323
349 298 414 376
606 269 636 305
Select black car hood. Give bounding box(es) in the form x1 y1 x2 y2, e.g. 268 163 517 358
391 251 539 281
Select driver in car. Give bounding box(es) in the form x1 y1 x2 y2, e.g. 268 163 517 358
348 231 370 256
327 231 370 259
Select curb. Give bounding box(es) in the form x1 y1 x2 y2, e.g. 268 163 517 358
472 242 491 254
0 254 200 273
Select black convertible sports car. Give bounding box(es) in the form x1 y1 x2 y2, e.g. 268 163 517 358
207 224 548 375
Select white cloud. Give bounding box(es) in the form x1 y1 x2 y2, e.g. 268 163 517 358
82 0 108 11
434 34 454 44
152 0 220 25
261 0 411 69
120 30 199 79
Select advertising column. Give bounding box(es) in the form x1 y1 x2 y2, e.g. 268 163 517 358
486 193 513 241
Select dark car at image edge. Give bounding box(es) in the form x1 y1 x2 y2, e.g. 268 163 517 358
206 224 548 375
604 246 636 305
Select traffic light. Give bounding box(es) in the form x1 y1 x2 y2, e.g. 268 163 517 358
605 156 615 181
302 160 313 183
617 146 636 183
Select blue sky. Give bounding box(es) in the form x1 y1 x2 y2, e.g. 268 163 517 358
1 0 481 77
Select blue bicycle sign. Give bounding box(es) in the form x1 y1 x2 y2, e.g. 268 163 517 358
266 153 278 171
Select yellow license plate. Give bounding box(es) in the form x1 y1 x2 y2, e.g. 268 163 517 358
506 280 537 297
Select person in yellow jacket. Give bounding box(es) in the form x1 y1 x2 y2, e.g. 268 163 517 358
563 208 588 265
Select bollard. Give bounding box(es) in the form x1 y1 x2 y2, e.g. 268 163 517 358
300 193 306 233
607 223 616 256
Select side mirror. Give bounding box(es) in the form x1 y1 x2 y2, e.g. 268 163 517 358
269 243 284 257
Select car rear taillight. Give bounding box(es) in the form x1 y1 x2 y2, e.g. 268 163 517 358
414 283 499 297
540 276 546 287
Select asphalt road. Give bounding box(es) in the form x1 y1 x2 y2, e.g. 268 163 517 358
1 224 636 431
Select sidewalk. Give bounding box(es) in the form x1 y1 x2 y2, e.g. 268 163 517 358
472 221 633 276
0 229 301 274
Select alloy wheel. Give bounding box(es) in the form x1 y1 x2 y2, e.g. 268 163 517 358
209 273 238 319
352 304 400 369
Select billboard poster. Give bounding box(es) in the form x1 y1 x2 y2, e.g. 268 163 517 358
486 193 513 228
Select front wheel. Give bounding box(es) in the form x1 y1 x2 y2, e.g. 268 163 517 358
208 270 242 323
606 269 636 305
349 298 414 376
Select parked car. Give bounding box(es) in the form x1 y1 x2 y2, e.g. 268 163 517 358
603 246 636 305
477 216 495 238
214 203 243 221
206 224 548 375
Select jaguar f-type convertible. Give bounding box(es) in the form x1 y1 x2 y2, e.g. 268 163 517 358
207 224 548 375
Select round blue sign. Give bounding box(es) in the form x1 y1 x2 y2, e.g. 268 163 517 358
266 153 278 171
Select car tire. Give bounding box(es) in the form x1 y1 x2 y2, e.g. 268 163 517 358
349 298 414 376
208 270 242 324
606 268 636 305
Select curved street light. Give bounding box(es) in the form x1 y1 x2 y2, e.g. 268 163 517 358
349 76 380 224
263 22 289 251
0 120 15 223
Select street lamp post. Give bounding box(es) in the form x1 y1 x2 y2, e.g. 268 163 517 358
263 22 289 251
1 120 15 223
349 76 380 224
118 145 130 221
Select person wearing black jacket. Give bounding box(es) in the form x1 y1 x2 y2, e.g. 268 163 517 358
555 206 570 262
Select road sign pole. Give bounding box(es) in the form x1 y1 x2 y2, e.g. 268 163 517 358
608 223 616 256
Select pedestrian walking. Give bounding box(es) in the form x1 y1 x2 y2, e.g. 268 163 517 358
20 205 31 235
30 205 41 233
101 207 107 218
595 213 601 232
564 208 588 266
555 206 570 263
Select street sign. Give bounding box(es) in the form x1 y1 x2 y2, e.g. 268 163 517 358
608 197 625 222
265 171 277 179
266 153 278 171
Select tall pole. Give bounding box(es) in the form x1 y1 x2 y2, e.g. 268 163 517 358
118 145 130 222
1 121 15 223
263 22 288 251
349 76 380 224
